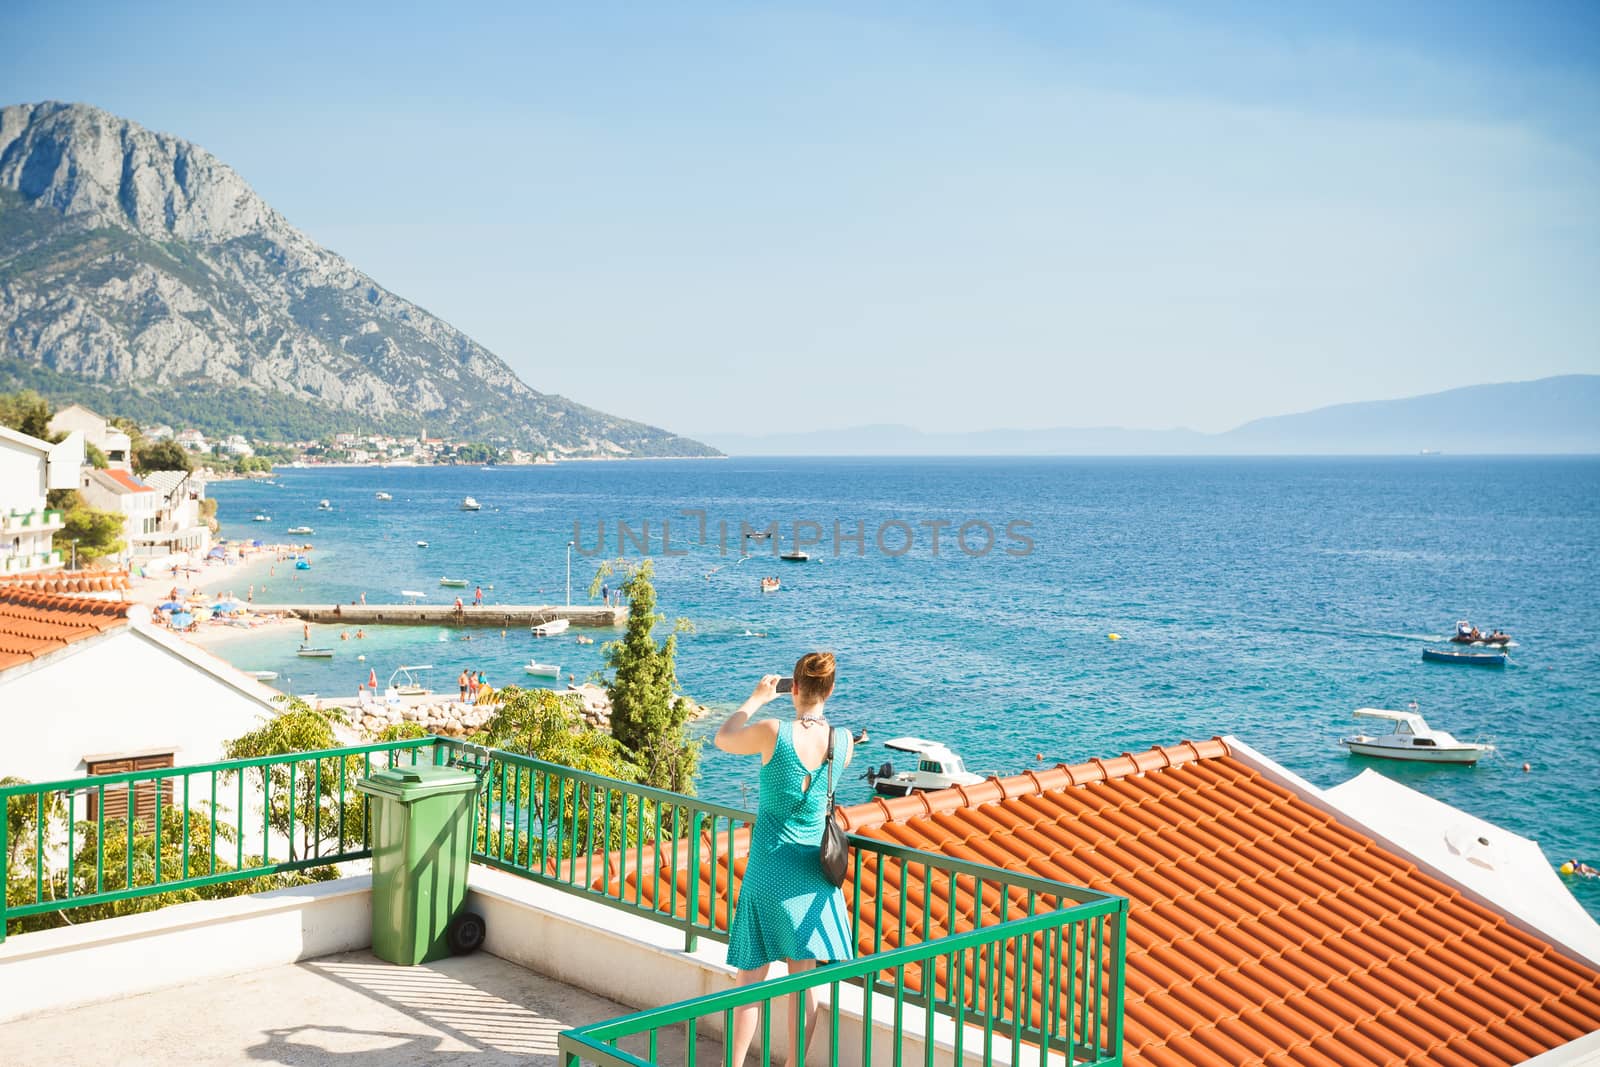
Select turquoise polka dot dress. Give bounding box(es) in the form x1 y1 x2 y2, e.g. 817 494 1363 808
725 721 855 970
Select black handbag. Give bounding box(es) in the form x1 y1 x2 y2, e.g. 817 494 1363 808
819 728 849 886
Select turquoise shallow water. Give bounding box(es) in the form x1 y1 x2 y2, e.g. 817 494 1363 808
210 457 1600 919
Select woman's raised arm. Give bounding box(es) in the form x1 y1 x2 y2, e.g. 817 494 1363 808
714 675 783 757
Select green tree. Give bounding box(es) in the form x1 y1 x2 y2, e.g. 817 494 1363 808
0 389 53 438
133 439 193 474
55 491 126 565
590 559 699 793
476 686 636 777
83 441 109 469
221 698 365 861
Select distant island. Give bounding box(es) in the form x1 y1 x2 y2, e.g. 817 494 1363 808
701 375 1600 456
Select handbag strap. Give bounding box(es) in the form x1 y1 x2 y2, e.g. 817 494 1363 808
824 728 837 813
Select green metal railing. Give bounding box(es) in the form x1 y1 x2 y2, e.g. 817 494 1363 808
2 738 1127 1064
0 738 435 939
440 740 1127 1065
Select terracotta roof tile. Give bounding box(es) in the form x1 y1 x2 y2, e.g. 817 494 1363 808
0 586 129 671
598 740 1600 1064
99 468 152 493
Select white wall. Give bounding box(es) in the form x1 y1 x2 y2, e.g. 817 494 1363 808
0 433 48 513
0 625 278 785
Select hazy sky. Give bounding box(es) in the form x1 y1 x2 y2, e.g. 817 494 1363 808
6 1 1598 436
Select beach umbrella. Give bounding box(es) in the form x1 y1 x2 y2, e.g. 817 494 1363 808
170 612 194 629
158 600 184 612
206 546 226 559
251 539 264 547
214 600 246 613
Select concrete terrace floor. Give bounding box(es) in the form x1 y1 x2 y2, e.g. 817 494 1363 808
0 949 718 1066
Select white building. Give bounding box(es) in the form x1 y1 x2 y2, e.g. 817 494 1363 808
46 404 133 470
140 469 211 556
174 429 209 452
0 589 278 785
221 434 254 457
1 424 82 575
78 467 161 563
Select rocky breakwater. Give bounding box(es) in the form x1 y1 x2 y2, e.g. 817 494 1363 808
337 683 712 740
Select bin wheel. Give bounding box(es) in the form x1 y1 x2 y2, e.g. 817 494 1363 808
448 910 486 956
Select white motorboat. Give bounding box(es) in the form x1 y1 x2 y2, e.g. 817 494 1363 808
247 670 278 681
780 549 810 562
531 618 570 636
865 737 986 796
376 492 393 501
523 661 562 678
317 499 333 510
1339 707 1494 764
416 540 429 548
400 589 427 603
461 497 482 511
387 665 433 696
287 526 315 535
439 577 468 588
252 514 270 522
296 645 335 658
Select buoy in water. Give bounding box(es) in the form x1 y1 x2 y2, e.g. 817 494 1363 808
357 654 366 662
1108 633 1121 641
1522 762 1532 773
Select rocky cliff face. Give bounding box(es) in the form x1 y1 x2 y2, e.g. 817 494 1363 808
0 101 716 455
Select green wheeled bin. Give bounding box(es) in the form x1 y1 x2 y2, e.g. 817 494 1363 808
356 763 486 965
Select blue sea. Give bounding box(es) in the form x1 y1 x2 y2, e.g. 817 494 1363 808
209 457 1600 918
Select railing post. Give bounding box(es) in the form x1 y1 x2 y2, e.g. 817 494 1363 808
1109 898 1128 1064
0 794 9 944
684 809 702 953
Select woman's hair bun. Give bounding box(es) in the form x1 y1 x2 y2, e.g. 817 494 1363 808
800 651 835 678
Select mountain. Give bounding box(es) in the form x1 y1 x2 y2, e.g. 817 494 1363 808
700 375 1600 455
0 101 716 456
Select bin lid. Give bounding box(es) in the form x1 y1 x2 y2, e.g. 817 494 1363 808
355 763 479 801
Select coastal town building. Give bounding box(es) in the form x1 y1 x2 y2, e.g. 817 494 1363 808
220 434 254 457
46 404 132 469
138 469 210 558
142 423 175 441
0 424 81 576
0 586 277 785
78 467 159 564
174 429 208 452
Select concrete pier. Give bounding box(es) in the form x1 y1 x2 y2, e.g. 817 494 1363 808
267 603 626 628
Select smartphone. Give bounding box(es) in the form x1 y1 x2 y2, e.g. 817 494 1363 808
775 678 794 694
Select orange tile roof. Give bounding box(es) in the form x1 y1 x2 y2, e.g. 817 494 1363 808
0 572 131 596
834 740 1600 1066
0 586 129 671
598 740 1600 1065
99 468 152 493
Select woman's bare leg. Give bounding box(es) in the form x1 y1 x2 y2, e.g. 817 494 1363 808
785 958 819 1066
728 964 772 1066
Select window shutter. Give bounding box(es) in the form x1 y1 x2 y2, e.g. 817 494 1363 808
86 753 175 826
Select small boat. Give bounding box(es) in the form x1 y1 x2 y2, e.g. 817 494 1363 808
523 661 562 678
317 499 332 511
400 589 427 603
247 670 278 681
779 550 810 562
760 577 780 593
461 497 482 511
416 540 429 548
375 492 393 501
439 577 468 588
296 645 334 658
387 665 433 696
865 738 986 797
287 526 314 535
252 514 269 522
531 618 570 637
1449 621 1512 646
743 530 773 541
1339 707 1494 763
1423 648 1506 668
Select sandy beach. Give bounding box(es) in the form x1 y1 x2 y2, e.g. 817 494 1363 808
131 541 316 649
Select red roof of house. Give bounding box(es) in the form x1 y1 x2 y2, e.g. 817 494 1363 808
834 740 1600 1066
595 739 1600 1065
0 586 129 671
100 469 151 493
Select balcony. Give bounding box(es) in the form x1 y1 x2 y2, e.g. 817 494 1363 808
1 549 64 574
1 739 1126 1066
2 508 64 533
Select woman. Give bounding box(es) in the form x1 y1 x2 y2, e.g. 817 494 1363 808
714 651 854 1065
